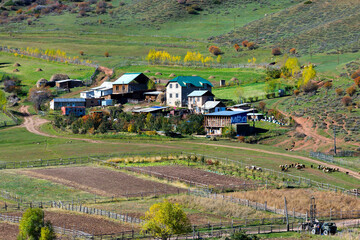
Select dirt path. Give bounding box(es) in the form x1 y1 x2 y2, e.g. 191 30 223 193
189 142 360 181
18 105 178 148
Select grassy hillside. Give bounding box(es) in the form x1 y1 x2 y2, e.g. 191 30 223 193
214 0 360 54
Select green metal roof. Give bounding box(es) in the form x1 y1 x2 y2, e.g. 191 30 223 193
168 76 213 87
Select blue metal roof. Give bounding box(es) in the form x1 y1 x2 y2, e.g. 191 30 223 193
113 73 142 85
53 98 86 103
205 110 247 116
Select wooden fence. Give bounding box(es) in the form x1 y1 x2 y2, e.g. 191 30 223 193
0 213 92 239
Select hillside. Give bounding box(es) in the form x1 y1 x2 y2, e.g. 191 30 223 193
213 0 360 54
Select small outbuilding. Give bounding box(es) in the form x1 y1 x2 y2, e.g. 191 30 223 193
36 78 48 88
187 90 214 113
204 110 249 136
202 101 226 114
61 106 86 117
55 79 84 89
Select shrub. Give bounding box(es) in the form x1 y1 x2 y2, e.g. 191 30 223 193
272 47 282 56
234 44 240 52
237 136 245 143
79 50 84 56
247 42 256 50
335 88 343 96
294 89 300 96
354 76 360 87
258 101 266 112
16 9 23 14
265 68 281 79
241 40 249 47
346 85 356 96
191 4 202 11
342 96 352 106
208 46 222 56
96 7 106 14
186 6 197 14
289 48 296 54
351 70 360 79
304 0 312 4
302 81 318 93
27 19 32 25
104 51 109 57
323 81 332 90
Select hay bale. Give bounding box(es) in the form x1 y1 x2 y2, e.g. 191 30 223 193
144 70 151 73
50 74 69 82
36 68 43 72
231 77 238 81
13 69 19 72
155 72 162 76
13 63 21 67
169 73 176 77
192 74 197 76
208 75 216 79
36 78 48 88
150 76 157 80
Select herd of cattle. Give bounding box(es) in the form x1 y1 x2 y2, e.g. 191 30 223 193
279 163 340 173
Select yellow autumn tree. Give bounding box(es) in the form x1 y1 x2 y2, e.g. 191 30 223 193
298 64 316 87
285 57 300 77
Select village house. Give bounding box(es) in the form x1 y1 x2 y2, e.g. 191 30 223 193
80 81 113 99
187 90 214 113
201 101 226 114
112 73 150 94
204 110 249 136
166 76 213 107
61 106 86 117
55 79 83 89
50 98 86 110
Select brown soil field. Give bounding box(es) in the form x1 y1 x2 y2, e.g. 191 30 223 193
227 189 360 213
0 222 18 240
129 166 255 189
21 167 185 197
6 210 137 235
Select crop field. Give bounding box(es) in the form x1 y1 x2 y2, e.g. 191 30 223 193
22 166 185 197
0 222 18 240
0 170 94 202
227 189 360 214
127 165 257 190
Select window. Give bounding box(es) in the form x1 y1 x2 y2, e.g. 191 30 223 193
176 84 178 88
116 86 119 91
169 93 172 98
197 97 200 101
169 84 172 88
176 93 179 98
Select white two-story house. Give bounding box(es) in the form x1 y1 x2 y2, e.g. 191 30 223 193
165 76 213 107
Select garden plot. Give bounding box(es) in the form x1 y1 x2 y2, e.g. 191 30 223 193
0 222 18 240
22 167 185 197
128 166 257 190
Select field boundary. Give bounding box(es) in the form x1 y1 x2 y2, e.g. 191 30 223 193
0 213 92 238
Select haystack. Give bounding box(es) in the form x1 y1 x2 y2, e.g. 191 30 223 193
36 68 43 72
36 78 48 88
144 70 151 73
155 72 162 76
13 69 19 72
208 75 216 79
13 63 21 67
192 74 197 76
169 73 176 77
50 74 69 82
231 77 238 81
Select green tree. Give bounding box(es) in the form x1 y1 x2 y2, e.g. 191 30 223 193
229 230 258 240
39 223 56 240
18 208 44 240
0 90 6 111
222 125 235 138
142 200 191 240
147 79 156 90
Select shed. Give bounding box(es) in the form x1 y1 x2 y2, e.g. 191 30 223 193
204 110 249 136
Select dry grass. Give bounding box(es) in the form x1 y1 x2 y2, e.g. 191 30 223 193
227 189 360 213
107 154 189 164
168 195 278 219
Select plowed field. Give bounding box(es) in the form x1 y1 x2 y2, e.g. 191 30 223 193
0 222 18 240
22 167 184 197
128 166 256 190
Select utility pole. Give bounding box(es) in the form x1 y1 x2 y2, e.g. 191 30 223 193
333 125 337 155
233 15 236 30
284 197 289 231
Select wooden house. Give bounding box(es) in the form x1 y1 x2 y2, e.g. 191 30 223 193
204 110 249 136
112 73 150 94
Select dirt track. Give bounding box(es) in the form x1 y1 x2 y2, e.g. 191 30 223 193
18 106 360 180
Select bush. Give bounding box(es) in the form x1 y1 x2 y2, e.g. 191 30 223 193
346 85 356 96
342 96 352 106
241 40 249 47
302 81 318 93
186 6 197 14
79 50 84 56
247 42 256 50
234 44 240 52
208 46 222 56
289 48 296 54
258 101 266 112
335 88 343 96
294 89 300 96
354 76 360 87
265 68 281 79
272 47 282 56
351 69 360 79
323 81 332 90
